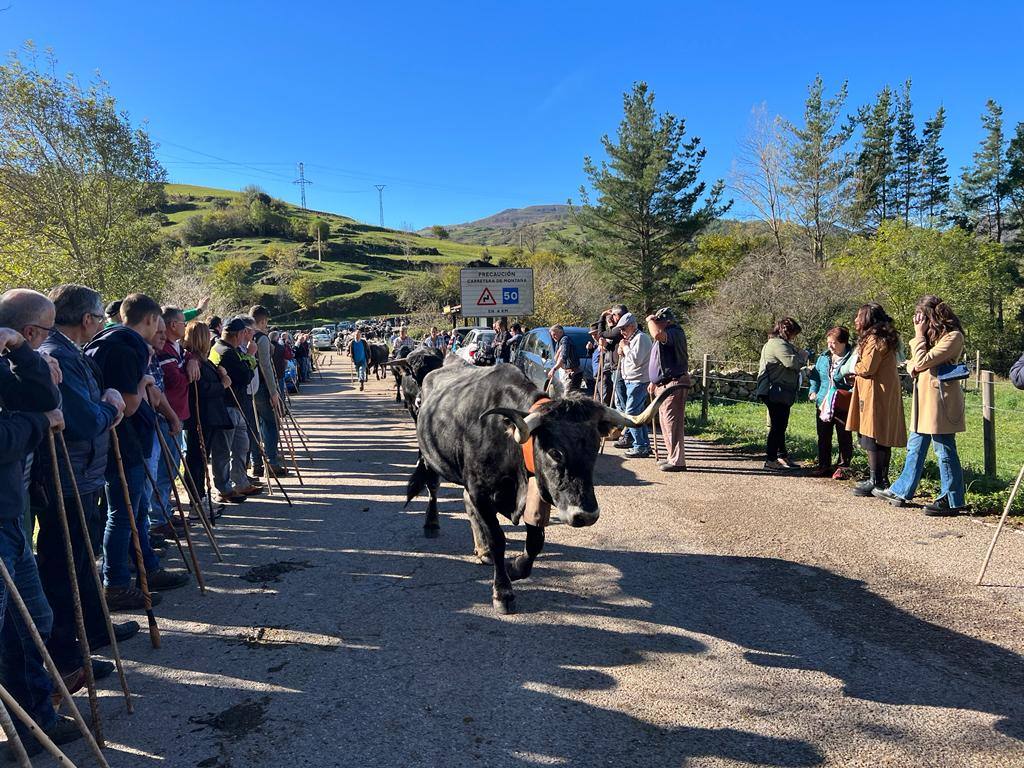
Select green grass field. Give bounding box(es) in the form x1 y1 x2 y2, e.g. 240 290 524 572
161 183 511 320
687 381 1024 517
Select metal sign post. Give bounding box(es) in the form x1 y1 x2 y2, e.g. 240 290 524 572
459 268 534 322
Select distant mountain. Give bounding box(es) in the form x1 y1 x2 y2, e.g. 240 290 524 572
421 204 575 247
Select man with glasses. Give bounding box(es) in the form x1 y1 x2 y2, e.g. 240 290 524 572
37 285 138 696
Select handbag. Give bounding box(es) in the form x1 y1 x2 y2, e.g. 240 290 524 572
935 362 970 382
832 388 853 413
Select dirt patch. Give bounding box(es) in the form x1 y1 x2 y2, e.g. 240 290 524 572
240 560 312 583
231 625 341 653
191 696 271 742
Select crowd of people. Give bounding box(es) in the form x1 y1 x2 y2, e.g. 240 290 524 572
755 294 1012 517
0 286 310 757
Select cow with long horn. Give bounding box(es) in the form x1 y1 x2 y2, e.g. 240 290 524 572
388 346 444 417
407 358 680 614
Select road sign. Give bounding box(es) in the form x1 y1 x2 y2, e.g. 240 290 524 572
460 268 534 315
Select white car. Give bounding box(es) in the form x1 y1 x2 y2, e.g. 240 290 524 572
455 329 496 364
311 327 334 350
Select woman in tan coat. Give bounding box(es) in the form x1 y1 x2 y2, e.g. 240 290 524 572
846 303 907 496
874 296 967 515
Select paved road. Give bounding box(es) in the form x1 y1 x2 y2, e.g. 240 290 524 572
26 359 1024 767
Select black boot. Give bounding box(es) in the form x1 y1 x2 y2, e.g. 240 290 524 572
852 475 876 496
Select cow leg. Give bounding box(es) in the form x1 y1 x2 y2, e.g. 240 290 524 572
464 495 492 565
507 523 544 582
395 375 402 403
423 473 441 538
466 493 514 614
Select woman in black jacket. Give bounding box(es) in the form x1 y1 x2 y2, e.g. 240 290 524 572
182 321 231 510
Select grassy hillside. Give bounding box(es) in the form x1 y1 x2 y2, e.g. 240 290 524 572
160 183 511 322
422 204 580 248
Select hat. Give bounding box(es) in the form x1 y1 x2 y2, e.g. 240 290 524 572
105 300 122 318
589 322 600 332
652 307 676 322
224 317 248 333
615 311 637 328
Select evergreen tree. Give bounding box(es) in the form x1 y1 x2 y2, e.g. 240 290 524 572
781 75 854 263
852 86 897 230
956 99 1007 242
892 80 921 225
573 82 730 313
1003 121 1024 233
918 106 950 224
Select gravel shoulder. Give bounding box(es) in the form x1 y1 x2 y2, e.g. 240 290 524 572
24 359 1024 768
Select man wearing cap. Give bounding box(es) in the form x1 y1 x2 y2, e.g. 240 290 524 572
647 307 690 471
616 313 653 458
211 318 259 502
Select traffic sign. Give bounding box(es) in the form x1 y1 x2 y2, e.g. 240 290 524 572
459 268 534 315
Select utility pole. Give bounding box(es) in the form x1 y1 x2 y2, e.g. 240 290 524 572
375 185 386 228
293 162 312 210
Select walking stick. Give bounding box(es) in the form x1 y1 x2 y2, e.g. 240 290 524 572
652 411 661 463
138 455 191 574
45 431 103 746
0 683 75 767
155 422 222 563
56 433 132 714
230 389 292 505
108 430 160 649
977 462 1024 586
276 410 303 485
286 408 315 463
0 560 108 768
0 693 33 768
191 387 215 525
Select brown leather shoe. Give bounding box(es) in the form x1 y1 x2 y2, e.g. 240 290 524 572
237 484 265 496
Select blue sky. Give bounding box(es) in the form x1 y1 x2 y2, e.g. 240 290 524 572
3 1 1023 228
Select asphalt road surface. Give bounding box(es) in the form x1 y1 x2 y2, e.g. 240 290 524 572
19 358 1024 767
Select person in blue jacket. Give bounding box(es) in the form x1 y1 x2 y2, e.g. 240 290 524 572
808 326 855 478
1011 351 1024 390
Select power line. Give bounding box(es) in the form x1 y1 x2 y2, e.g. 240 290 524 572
375 185 386 228
293 162 312 210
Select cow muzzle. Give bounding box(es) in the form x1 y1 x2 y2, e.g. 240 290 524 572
556 505 600 528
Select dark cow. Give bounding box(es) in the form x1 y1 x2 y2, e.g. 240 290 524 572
407 359 676 614
368 342 390 380
389 346 444 414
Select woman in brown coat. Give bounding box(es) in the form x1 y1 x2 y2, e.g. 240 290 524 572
846 303 907 496
874 296 967 515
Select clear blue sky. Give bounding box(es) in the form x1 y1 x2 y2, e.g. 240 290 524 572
4 1 1023 229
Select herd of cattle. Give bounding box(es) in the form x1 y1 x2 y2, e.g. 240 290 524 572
340 336 676 615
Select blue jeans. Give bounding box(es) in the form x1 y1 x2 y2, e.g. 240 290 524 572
614 371 627 412
254 393 280 466
139 431 162 528
152 421 184 527
354 360 367 382
890 431 966 507
623 382 650 451
103 461 161 588
0 515 56 732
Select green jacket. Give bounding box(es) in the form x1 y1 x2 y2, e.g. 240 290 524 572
755 337 804 400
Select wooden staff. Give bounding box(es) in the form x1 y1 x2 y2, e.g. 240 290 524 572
276 410 303 485
0 693 33 768
285 408 314 463
652 411 661 463
190 387 215 524
56 433 132 714
229 388 292 505
155 422 222 563
977 462 1024 586
45 431 103 745
108 429 160 649
138 454 191 575
0 559 108 767
0 683 75 767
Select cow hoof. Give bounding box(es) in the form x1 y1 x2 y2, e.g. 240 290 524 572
474 551 493 565
506 556 533 582
423 525 440 539
492 595 515 615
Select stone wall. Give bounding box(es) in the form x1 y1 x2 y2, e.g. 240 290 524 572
688 367 760 403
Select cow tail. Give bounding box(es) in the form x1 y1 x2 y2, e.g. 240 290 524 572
405 455 434 507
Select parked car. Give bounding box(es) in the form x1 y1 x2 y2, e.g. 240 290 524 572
338 321 354 332
455 329 496 364
512 326 594 396
311 327 334 350
449 325 490 353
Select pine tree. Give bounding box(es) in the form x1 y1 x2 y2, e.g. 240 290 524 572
1003 121 1024 234
573 82 730 313
852 86 897 230
781 75 854 263
956 99 1007 242
918 106 950 224
892 80 921 225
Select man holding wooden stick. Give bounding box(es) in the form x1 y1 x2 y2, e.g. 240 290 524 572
85 294 189 612
0 322 84 758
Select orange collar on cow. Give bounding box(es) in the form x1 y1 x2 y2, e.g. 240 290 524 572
521 397 551 475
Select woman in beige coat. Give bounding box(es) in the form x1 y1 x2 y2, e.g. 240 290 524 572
874 296 967 515
846 303 907 496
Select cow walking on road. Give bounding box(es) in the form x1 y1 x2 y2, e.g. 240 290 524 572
407 359 678 614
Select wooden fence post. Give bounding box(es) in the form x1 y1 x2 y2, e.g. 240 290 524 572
982 369 996 478
700 354 710 425
975 350 981 392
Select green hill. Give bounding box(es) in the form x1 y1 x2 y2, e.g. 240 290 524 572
421 204 579 248
159 183 511 322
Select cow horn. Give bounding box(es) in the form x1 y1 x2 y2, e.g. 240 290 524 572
598 383 689 427
480 408 544 444
388 359 411 370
